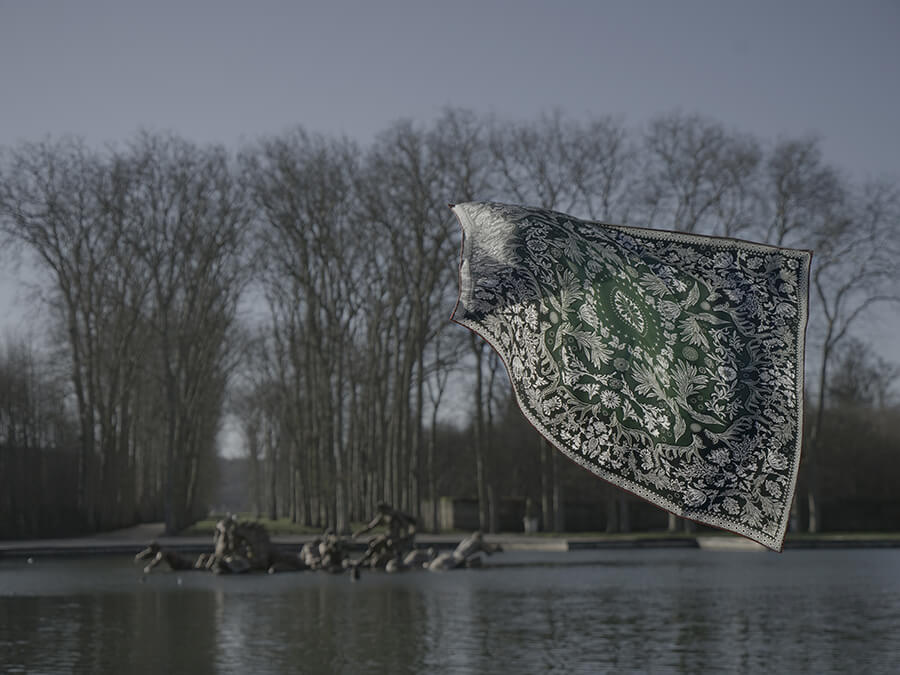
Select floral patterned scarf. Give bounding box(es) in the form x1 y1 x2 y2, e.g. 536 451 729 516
452 202 811 550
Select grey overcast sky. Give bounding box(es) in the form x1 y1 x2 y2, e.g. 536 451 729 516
1 0 899 355
1 0 898 179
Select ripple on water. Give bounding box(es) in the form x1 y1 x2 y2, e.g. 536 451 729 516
0 549 899 673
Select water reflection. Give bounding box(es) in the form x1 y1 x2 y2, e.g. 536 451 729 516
1 549 898 673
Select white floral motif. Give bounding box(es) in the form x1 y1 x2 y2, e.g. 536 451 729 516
613 289 646 333
723 498 740 515
599 390 621 409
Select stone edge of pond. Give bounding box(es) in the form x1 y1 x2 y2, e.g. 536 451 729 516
3 533 900 558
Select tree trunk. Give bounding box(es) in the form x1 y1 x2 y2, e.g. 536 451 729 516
552 450 564 532
605 488 618 534
540 438 552 531
618 494 630 533
668 513 679 533
471 335 488 530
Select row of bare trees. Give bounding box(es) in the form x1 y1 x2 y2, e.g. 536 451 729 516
1 109 897 537
234 117 484 533
235 109 898 534
0 134 248 535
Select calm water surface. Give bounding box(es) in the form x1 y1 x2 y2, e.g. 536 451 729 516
1 548 898 674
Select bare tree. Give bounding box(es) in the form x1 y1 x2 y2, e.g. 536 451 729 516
489 110 635 222
803 179 900 531
242 128 363 532
0 139 154 529
126 133 249 533
423 326 466 532
637 112 761 236
763 137 844 247
357 110 493 519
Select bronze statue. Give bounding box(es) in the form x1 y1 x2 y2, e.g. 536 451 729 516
351 503 417 572
426 531 502 571
353 503 417 550
134 542 206 573
317 529 351 572
136 517 306 575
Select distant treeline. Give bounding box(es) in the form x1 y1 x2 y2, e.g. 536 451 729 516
0 109 897 538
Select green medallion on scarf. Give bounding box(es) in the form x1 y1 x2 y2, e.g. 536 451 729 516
452 202 811 550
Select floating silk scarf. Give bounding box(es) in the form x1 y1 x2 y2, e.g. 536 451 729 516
451 202 811 551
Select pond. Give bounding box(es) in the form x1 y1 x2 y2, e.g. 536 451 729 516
1 548 898 673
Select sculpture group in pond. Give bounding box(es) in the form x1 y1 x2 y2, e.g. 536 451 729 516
135 505 502 578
